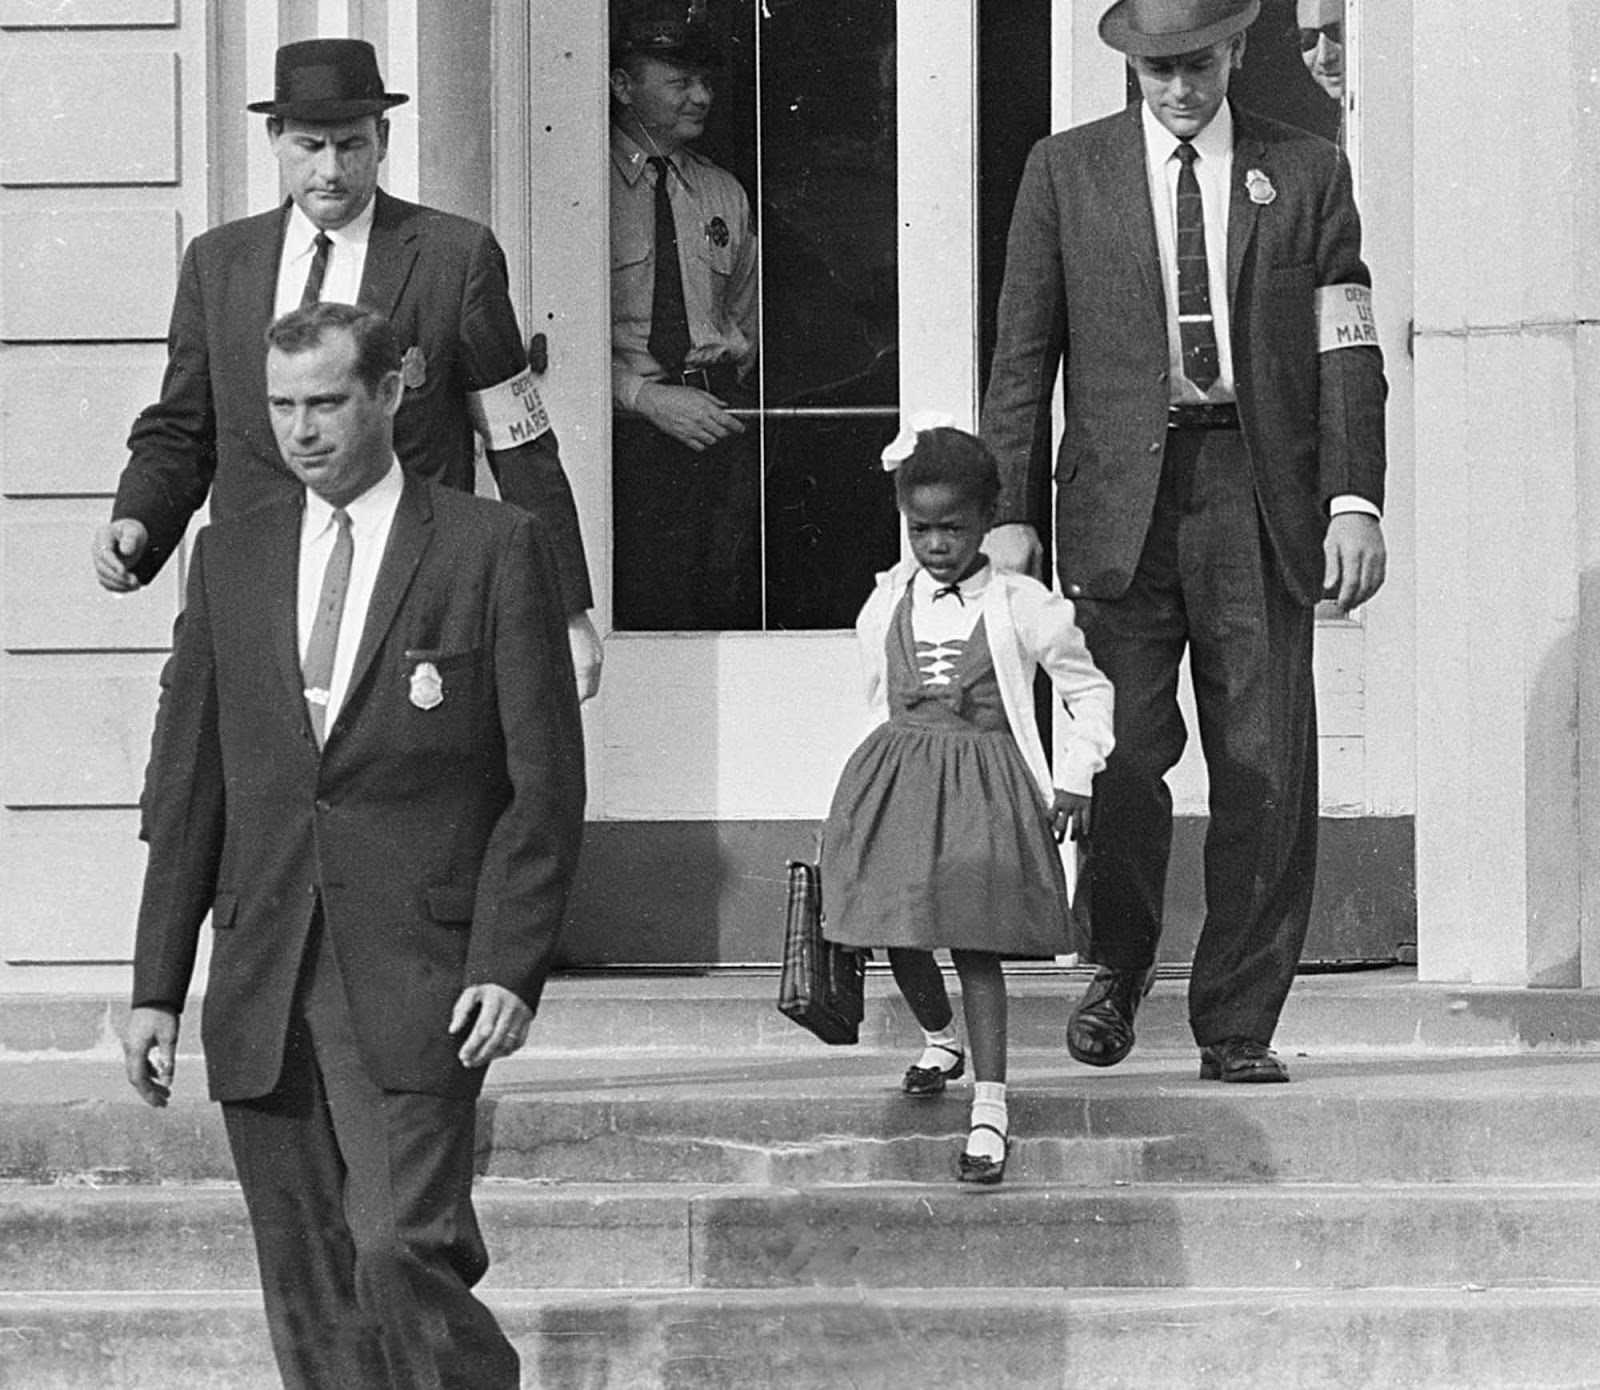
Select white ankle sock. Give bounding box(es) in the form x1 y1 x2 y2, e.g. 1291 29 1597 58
967 1081 1008 1163
915 1023 962 1073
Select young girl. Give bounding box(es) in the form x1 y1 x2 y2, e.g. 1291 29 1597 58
820 421 1114 1185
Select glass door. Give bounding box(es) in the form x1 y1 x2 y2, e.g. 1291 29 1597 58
519 2 1034 961
609 0 904 635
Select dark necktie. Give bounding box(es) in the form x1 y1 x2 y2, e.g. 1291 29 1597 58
646 156 692 373
931 583 965 606
300 232 332 307
1174 142 1219 392
302 508 353 746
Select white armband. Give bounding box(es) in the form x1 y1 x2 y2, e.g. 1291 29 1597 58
465 368 551 449
1316 283 1380 352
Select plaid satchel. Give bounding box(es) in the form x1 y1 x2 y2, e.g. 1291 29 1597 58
777 860 866 1045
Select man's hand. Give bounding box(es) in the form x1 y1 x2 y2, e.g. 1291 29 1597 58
449 984 533 1068
1049 789 1092 844
634 382 745 452
1322 512 1387 613
92 519 150 593
567 612 603 703
122 1006 179 1108
983 522 1042 578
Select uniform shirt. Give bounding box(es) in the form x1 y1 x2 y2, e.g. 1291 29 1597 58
610 127 759 412
297 461 402 730
274 197 375 317
1142 100 1237 406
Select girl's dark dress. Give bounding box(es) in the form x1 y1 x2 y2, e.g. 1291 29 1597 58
820 590 1076 957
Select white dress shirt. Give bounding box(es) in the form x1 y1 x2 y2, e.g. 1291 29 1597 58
1142 101 1236 406
274 198 375 318
1141 102 1378 520
297 462 403 731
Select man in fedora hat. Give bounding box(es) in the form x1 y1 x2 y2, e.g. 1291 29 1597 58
982 0 1387 1082
92 37 603 699
608 7 761 629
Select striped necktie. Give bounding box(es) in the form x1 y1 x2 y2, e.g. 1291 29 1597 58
1175 142 1219 392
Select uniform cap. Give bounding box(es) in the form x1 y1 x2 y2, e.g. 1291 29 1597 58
611 11 725 69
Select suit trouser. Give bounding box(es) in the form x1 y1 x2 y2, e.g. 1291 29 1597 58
1072 427 1318 1047
221 915 518 1390
612 409 761 631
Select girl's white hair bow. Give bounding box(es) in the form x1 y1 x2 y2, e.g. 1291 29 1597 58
880 409 959 471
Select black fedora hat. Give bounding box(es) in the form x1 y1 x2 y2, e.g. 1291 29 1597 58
1099 0 1260 57
611 10 725 69
247 39 409 120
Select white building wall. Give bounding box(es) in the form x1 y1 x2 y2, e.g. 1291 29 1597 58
0 1 206 993
1412 0 1600 983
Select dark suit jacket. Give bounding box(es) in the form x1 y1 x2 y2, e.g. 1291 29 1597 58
131 473 586 1103
981 102 1387 607
115 188 593 613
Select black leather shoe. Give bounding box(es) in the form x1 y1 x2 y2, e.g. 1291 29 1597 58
1198 1038 1290 1083
902 1044 965 1097
957 1123 1010 1185
1066 966 1157 1068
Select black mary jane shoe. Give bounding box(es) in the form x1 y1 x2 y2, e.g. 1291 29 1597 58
902 1043 965 1097
957 1122 1010 1186
1066 965 1158 1068
1198 1037 1290 1084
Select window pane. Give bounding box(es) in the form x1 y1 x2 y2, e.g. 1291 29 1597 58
609 0 900 632
609 4 763 631
978 0 1053 396
755 0 901 630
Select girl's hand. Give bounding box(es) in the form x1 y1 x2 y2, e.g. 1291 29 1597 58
1049 790 1092 844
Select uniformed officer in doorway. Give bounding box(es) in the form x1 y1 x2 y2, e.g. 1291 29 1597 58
609 8 762 630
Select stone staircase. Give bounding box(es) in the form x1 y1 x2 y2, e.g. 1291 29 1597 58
4 970 1600 1388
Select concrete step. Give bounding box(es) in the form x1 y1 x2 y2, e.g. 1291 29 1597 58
9 1180 1600 1293
6 1286 1600 1390
14 976 1600 1388
7 1052 1600 1187
11 969 1600 1061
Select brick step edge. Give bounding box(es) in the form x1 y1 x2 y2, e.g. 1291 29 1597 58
6 1287 1600 1390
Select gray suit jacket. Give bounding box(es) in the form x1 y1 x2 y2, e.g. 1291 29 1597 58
115 189 592 613
133 474 585 1102
982 102 1386 606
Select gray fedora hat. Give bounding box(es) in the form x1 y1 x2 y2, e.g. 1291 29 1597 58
1099 0 1260 57
247 39 409 120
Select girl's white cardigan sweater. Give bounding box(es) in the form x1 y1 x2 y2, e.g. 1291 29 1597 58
853 558 1116 808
